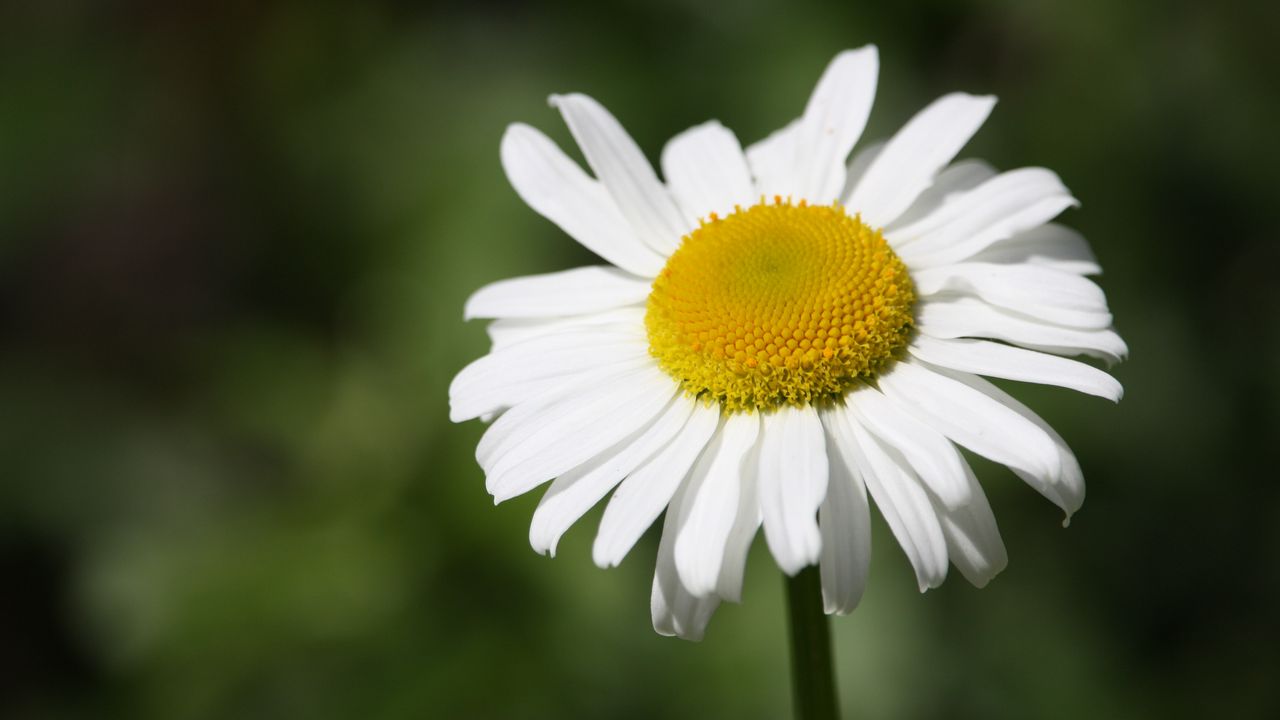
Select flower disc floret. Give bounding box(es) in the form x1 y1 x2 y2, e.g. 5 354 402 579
645 198 916 412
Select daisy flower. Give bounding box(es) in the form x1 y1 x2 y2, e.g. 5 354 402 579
451 45 1125 641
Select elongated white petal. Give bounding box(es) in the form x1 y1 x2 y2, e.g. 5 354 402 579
529 396 694 556
832 405 948 591
894 168 1078 269
652 481 720 641
916 296 1128 364
450 326 649 422
846 93 996 227
661 121 756 224
876 360 1061 484
486 307 645 350
746 120 799 198
674 413 761 597
550 93 690 255
884 159 997 235
912 262 1112 329
930 365 1087 520
758 405 828 575
849 388 971 508
480 364 677 502
969 223 1101 275
908 335 1123 402
712 426 763 602
890 167 1061 241
932 459 1007 587
838 139 885 202
817 407 873 614
790 46 879 203
593 401 721 568
501 123 665 277
474 358 647 464
464 266 652 320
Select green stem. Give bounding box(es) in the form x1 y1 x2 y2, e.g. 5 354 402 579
784 566 840 720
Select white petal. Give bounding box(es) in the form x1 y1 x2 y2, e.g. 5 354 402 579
758 405 828 575
907 335 1123 402
479 363 677 502
500 123 665 277
831 404 948 591
888 167 1055 241
652 487 720 641
464 266 652 320
883 159 996 234
746 120 799 199
876 360 1061 485
593 400 721 568
849 387 971 508
893 168 1078 269
932 459 1007 587
930 366 1087 520
474 358 645 463
486 306 645 350
673 413 761 597
916 296 1128 364
529 395 694 556
817 407 873 614
660 121 756 224
911 262 1112 329
450 325 649 422
711 425 763 603
550 94 690 256
838 139 885 202
790 46 879 203
846 93 996 227
969 223 1101 275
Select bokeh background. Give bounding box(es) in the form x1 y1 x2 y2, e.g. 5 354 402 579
3 1 1278 718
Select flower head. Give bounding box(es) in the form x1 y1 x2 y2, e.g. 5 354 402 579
451 46 1125 640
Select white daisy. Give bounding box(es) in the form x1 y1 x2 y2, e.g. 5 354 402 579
451 46 1125 641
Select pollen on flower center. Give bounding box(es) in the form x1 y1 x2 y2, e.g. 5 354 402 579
645 198 916 413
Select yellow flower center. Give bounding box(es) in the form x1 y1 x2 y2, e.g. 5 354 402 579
645 199 916 413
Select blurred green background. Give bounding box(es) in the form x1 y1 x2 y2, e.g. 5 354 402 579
2 1 1278 718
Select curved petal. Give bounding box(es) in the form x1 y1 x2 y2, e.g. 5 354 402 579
968 223 1101 275
832 404 949 591
790 46 879 203
758 405 828 575
529 395 694 556
884 159 996 235
479 363 677 502
916 296 1128 364
846 93 996 227
501 123 665 276
907 335 1123 402
661 121 756 224
876 360 1061 484
928 365 1087 520
712 425 763 603
593 400 721 568
551 93 690 255
817 407 873 614
464 266 652 320
935 458 1008 587
911 262 1112 329
849 387 971 508
673 412 761 597
838 139 885 203
486 307 645 350
746 120 799 199
652 485 721 641
893 168 1078 269
450 325 649 422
